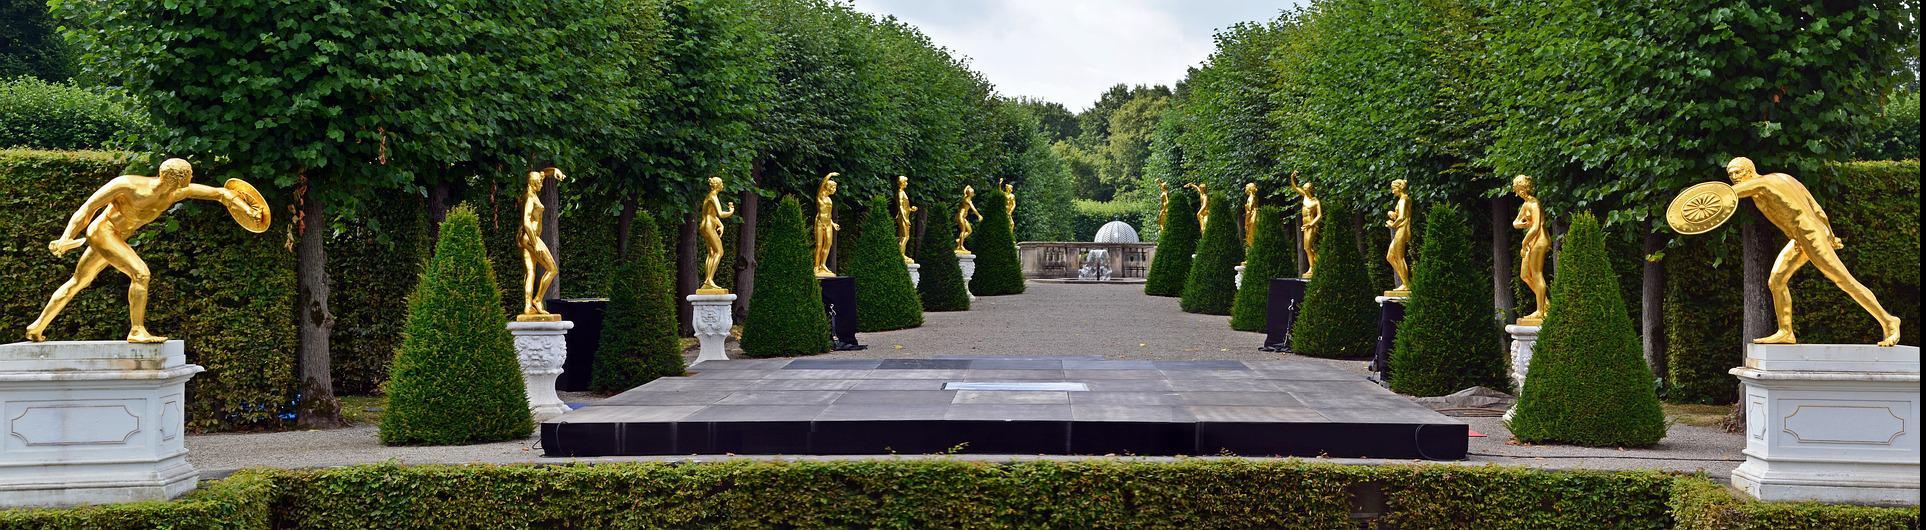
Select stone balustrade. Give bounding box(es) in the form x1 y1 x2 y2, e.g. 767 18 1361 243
1017 241 1157 280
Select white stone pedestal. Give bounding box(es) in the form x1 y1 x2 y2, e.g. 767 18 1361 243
687 293 737 363
507 320 573 420
1505 324 1541 391
907 263 921 288
0 340 202 508
1729 344 1919 505
957 253 977 300
1234 265 1246 288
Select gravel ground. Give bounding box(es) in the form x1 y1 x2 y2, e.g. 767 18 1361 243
186 280 1741 479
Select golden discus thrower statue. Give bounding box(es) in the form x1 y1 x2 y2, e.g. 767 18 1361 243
24 158 270 343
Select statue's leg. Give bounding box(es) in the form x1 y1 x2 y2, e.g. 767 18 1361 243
1756 241 1807 344
700 230 722 288
521 244 539 315
533 240 557 314
24 248 109 341
92 231 163 343
1802 239 1902 346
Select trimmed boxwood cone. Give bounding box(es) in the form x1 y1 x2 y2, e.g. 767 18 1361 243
1389 204 1506 397
741 196 831 357
1291 203 1378 359
1182 190 1244 314
917 203 970 312
1144 190 1198 297
590 212 683 392
850 197 923 331
1231 206 1294 331
381 205 533 445
969 188 1024 296
1511 212 1666 447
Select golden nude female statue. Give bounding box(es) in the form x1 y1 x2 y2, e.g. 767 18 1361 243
1157 181 1171 230
697 176 736 294
1384 179 1412 296
1289 171 1320 277
896 176 918 264
1185 182 1210 232
812 172 840 278
518 167 565 321
1002 179 1016 232
1511 175 1549 325
1665 157 1901 346
24 158 270 343
1242 182 1259 249
955 185 983 254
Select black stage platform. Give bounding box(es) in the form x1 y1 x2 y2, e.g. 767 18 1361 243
541 358 1466 459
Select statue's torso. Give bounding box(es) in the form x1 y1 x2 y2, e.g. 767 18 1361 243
99 177 177 235
1749 174 1829 241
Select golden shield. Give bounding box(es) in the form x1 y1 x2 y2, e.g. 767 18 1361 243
1666 181 1738 235
223 178 272 233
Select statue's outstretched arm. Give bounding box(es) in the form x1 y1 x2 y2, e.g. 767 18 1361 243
59 178 126 241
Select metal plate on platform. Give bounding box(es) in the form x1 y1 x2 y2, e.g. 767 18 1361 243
943 382 1089 391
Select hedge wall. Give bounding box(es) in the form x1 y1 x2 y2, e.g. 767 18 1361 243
9 462 1911 529
1071 198 1158 242
0 77 149 150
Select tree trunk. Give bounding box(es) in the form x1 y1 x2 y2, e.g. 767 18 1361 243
541 172 562 300
615 194 637 259
733 190 759 318
427 181 451 239
295 183 343 428
1490 197 1515 323
676 214 699 336
1641 231 1667 378
1740 212 1776 342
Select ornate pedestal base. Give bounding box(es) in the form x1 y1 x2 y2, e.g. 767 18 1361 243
687 293 736 363
907 263 921 288
956 253 977 301
1234 265 1245 288
507 321 573 420
1729 344 1919 505
0 340 201 508
1505 324 1541 391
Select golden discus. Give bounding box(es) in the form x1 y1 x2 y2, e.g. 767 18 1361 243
223 178 272 233
1666 181 1738 235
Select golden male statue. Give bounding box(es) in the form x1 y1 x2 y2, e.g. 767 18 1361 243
812 172 840 277
1001 179 1016 232
1384 179 1412 296
25 158 269 343
1289 171 1320 277
1242 182 1259 249
1157 181 1171 230
518 167 565 321
955 185 982 254
896 176 918 264
1511 175 1549 325
697 176 736 294
1185 182 1209 232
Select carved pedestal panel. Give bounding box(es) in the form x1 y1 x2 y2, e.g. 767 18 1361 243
507 321 573 420
1730 344 1919 505
0 340 201 508
906 263 921 288
957 253 977 301
1233 265 1245 288
687 293 736 363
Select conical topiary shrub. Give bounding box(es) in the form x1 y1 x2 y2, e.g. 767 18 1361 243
1389 204 1505 397
381 205 533 445
850 197 923 331
1291 204 1378 359
741 196 831 357
1144 190 1198 297
590 212 683 392
1230 205 1294 331
1510 212 1666 447
1182 190 1244 315
969 188 1024 296
917 203 970 312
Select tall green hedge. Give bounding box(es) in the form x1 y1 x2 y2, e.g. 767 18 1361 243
968 189 1025 296
1390 204 1506 397
1511 213 1665 448
1662 234 1743 404
741 196 829 357
1230 206 1294 331
916 203 970 312
591 212 683 392
1292 204 1379 359
1181 191 1243 315
849 197 923 331
380 205 533 445
1071 198 1158 242
0 149 296 432
0 77 149 150
1143 190 1198 296
327 192 431 396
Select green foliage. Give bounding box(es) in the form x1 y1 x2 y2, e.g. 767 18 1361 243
1669 476 1921 530
1180 191 1244 314
1511 213 1665 448
916 203 970 312
327 193 431 396
381 205 533 445
741 196 829 357
1857 90 1919 161
0 149 296 431
1389 204 1505 397
0 471 273 530
967 189 1025 296
1230 206 1294 331
1792 160 1921 346
1292 205 1379 359
1662 236 1743 404
592 212 684 392
0 77 148 150
1070 199 1158 242
0 0 73 81
848 197 922 332
1013 97 1078 143
1143 190 1198 296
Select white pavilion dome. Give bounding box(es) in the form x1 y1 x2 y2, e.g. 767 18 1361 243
1093 221 1140 243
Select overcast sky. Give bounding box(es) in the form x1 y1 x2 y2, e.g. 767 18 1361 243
850 0 1301 111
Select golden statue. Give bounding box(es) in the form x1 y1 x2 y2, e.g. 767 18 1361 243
1511 175 1549 325
1242 182 1259 249
1384 179 1412 297
895 176 918 264
812 172 840 278
955 185 982 254
696 176 736 294
518 167 565 321
1666 157 1901 346
1157 181 1171 230
1002 179 1016 232
24 158 269 343
1185 182 1209 232
1289 171 1320 278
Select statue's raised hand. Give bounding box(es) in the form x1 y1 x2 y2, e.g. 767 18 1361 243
49 238 85 257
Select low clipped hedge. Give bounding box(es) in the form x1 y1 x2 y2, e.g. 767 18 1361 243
7 462 1912 529
0 77 150 150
